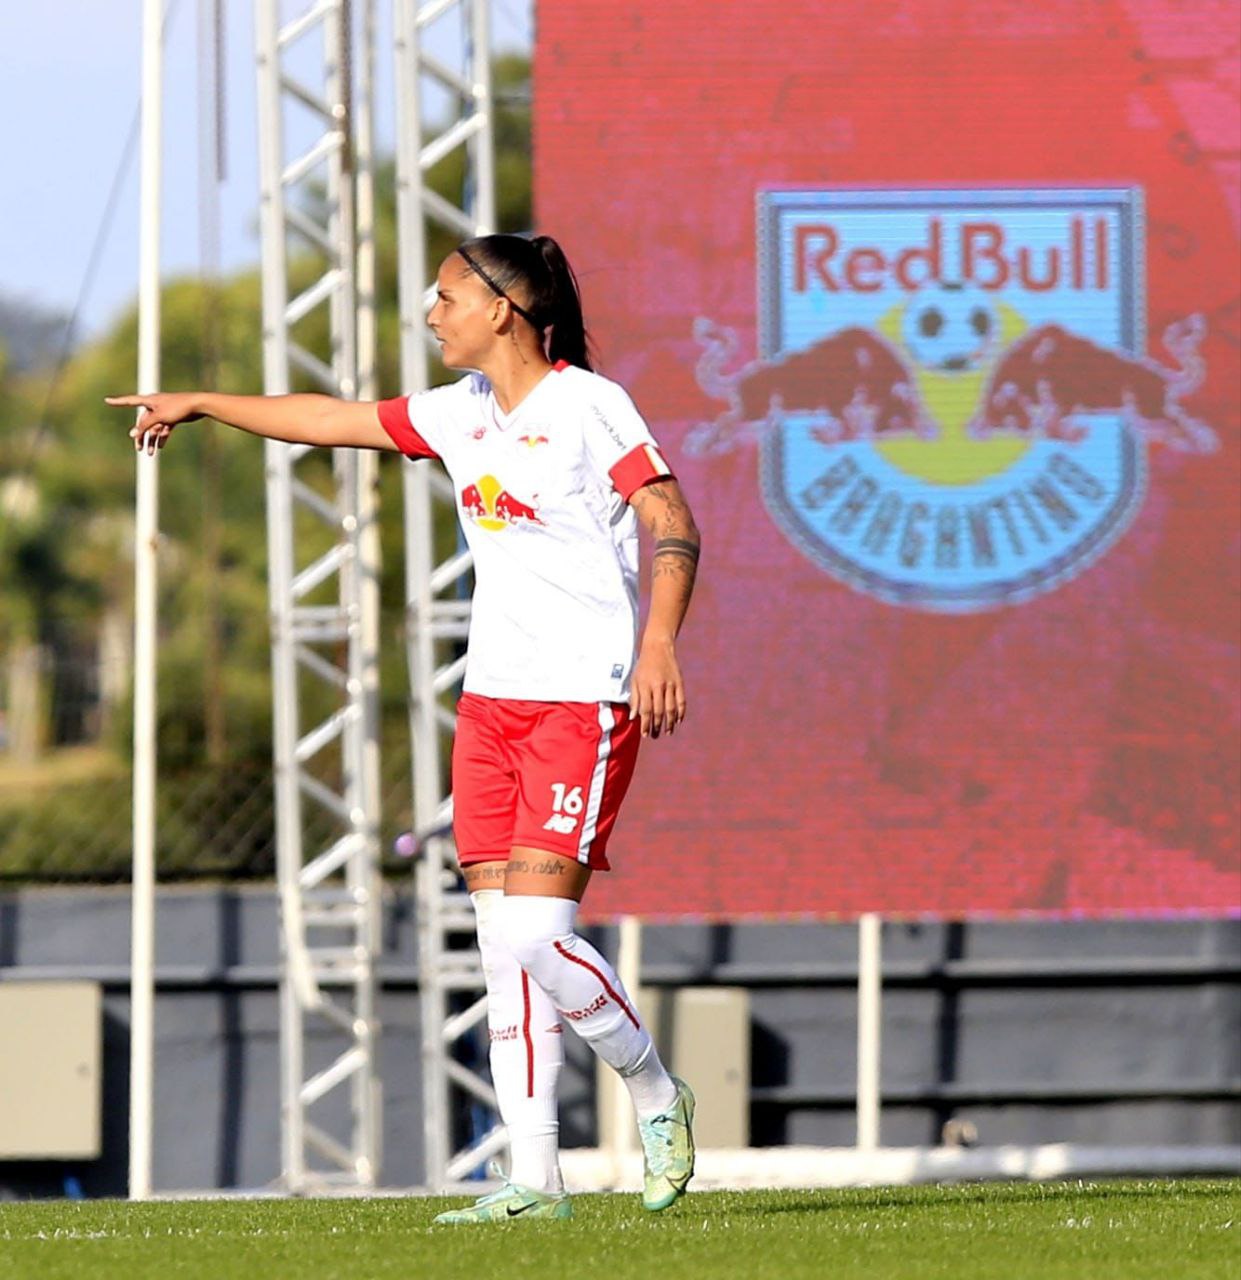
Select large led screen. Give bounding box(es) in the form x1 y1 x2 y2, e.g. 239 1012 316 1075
533 0 1240 920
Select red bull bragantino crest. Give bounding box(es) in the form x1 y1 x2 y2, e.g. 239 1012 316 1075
539 1 1240 922
696 187 1217 612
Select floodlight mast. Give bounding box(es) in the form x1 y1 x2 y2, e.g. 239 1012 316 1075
255 0 383 1194
393 0 498 1190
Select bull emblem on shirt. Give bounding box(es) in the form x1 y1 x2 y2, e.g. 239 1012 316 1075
460 474 545 530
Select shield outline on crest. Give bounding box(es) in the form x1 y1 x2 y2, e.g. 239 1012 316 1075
755 186 1149 612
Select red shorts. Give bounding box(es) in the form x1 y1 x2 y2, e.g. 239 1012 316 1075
452 693 641 871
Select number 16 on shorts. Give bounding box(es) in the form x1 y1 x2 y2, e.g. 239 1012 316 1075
543 783 583 835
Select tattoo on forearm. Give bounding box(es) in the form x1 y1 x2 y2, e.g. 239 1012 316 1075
653 537 701 565
637 483 696 540
651 534 699 601
632 480 701 608
651 557 696 593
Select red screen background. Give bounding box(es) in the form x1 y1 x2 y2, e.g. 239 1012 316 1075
533 0 1240 920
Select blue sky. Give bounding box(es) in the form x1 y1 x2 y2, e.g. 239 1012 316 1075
0 1 531 340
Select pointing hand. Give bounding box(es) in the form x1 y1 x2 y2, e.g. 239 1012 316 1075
105 392 204 455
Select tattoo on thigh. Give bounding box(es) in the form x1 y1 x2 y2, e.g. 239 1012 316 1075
477 865 505 884
530 859 568 876
508 858 531 875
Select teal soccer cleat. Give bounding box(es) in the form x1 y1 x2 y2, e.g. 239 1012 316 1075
432 1164 572 1225
637 1076 696 1211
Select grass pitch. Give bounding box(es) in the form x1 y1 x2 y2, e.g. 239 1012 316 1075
0 1179 1237 1279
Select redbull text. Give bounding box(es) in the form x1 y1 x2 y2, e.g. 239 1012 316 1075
795 216 1111 294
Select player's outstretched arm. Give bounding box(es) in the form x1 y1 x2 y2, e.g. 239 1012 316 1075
105 391 400 455
628 478 701 738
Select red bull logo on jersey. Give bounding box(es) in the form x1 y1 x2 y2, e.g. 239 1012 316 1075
460 474 545 531
692 187 1217 612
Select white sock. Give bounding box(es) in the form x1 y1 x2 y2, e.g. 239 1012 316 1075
471 890 564 1193
621 1041 684 1118
497 894 679 1120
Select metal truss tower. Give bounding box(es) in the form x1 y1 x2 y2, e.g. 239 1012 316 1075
393 0 497 1189
255 0 383 1193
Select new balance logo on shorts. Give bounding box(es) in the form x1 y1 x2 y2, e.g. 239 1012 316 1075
542 813 578 834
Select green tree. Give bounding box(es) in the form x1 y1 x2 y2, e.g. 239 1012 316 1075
0 56 532 879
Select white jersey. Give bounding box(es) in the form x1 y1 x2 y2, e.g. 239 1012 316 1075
378 362 673 703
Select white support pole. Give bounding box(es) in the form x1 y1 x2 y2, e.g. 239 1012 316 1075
129 0 164 1202
607 916 642 1180
356 0 378 405
467 0 496 232
856 912 882 1152
354 0 384 1179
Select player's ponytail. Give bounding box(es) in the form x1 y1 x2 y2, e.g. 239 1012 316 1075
455 233 594 371
530 235 592 372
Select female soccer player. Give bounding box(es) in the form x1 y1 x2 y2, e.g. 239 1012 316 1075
108 234 701 1223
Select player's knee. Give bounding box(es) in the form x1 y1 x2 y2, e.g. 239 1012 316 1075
470 889 507 979
470 889 503 942
496 895 569 975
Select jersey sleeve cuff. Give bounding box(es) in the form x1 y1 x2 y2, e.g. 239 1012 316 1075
377 396 439 459
609 443 674 501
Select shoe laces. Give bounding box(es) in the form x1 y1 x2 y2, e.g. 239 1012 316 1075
473 1160 522 1206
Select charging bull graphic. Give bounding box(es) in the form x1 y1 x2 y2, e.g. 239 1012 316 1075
697 323 936 444
694 307 1212 454
692 187 1218 612
460 474 545 531
972 317 1214 452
